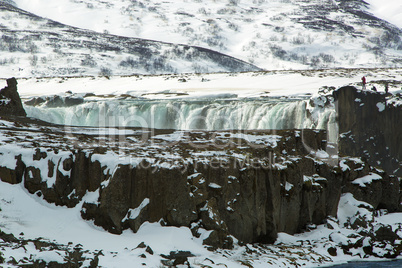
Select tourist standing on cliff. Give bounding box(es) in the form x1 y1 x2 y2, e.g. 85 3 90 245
361 76 366 90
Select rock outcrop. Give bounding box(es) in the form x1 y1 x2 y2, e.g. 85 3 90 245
0 78 26 117
333 86 401 177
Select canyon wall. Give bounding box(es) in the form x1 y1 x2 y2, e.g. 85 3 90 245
334 86 401 177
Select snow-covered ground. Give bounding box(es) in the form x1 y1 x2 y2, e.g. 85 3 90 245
14 68 402 100
0 181 218 267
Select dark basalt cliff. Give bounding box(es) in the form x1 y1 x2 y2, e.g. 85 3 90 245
0 120 343 249
0 122 400 250
334 86 402 177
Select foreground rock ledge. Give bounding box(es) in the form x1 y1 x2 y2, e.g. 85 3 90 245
0 113 400 249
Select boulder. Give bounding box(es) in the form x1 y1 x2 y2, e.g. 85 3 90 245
0 155 25 184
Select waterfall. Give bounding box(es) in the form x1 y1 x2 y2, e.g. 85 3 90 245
24 97 336 132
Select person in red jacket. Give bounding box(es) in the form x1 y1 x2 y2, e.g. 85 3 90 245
361 76 366 90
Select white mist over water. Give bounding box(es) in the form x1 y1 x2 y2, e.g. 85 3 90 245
24 97 337 140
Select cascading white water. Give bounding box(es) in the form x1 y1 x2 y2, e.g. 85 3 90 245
24 96 337 139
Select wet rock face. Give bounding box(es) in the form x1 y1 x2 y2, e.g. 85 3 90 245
0 78 26 117
333 86 402 177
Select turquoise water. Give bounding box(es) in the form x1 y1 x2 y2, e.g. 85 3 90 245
329 260 402 267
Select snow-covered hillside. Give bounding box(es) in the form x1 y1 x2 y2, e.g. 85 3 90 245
0 2 260 78
9 0 402 71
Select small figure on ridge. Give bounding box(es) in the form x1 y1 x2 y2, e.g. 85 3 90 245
361 76 366 90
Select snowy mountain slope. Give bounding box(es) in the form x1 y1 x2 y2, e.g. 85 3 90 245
10 0 402 70
0 2 260 78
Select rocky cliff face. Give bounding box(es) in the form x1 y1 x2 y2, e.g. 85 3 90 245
0 117 333 248
0 78 26 117
334 86 402 177
0 113 400 250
